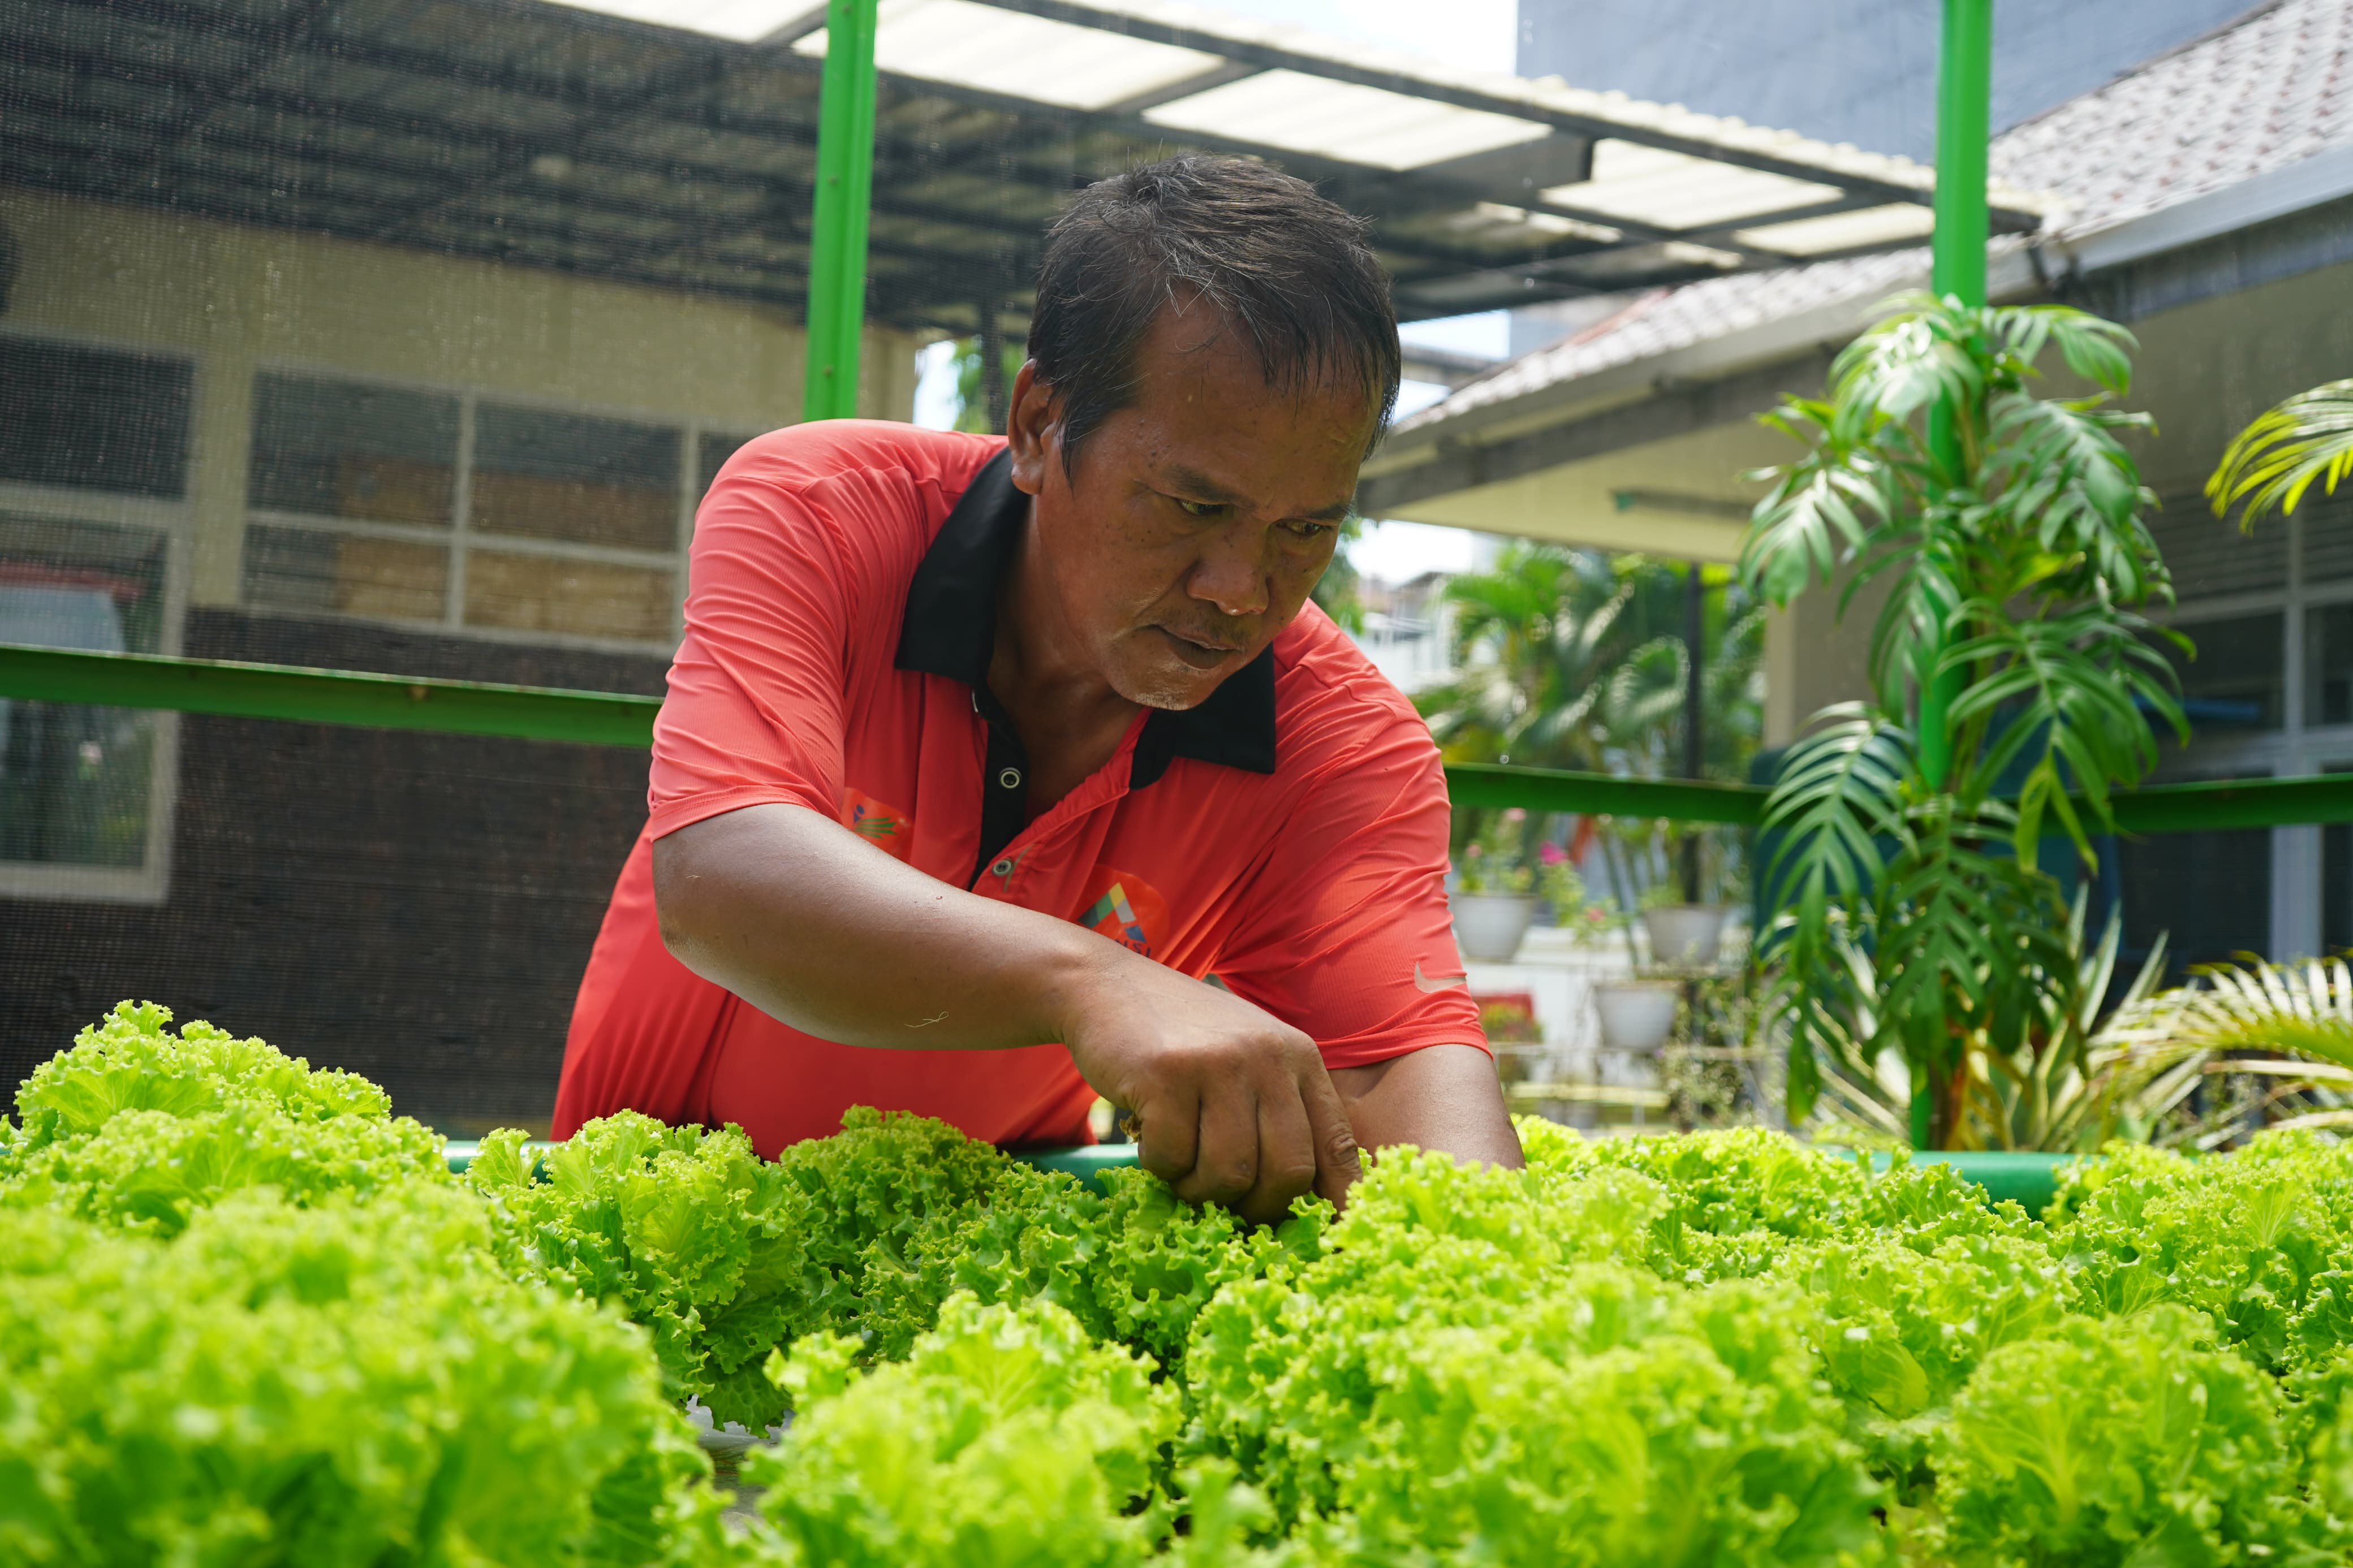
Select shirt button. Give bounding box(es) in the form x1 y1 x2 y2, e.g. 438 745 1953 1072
991 857 1015 878
997 767 1023 790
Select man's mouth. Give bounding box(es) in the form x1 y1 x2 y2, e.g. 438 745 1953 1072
1153 627 1242 671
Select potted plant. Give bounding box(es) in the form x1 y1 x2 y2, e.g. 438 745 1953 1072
1635 824 1746 969
1741 292 2187 1148
1450 809 1541 962
1593 976 1680 1052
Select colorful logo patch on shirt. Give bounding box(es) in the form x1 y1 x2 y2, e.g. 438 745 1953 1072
1075 863 1169 958
838 787 915 863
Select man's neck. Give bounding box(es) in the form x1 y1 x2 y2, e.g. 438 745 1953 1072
986 504 1144 809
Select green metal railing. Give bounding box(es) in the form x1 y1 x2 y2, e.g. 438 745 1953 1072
9 643 2351 832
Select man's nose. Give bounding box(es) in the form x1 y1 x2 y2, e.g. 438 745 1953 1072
1191 530 1270 619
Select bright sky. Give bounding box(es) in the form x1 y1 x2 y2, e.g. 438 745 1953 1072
908 0 1518 583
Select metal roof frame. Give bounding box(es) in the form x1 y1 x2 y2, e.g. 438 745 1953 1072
1 0 2047 339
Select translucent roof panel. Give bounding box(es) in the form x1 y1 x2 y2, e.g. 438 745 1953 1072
796 0 1229 111
539 0 824 43
1735 202 1937 256
1548 140 1846 231
1143 70 1552 171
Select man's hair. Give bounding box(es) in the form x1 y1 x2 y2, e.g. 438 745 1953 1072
1027 155 1401 469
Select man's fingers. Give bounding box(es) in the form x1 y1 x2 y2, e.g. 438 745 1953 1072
1133 1083 1200 1187
1297 1055 1363 1210
1238 1085 1319 1226
1171 1077 1260 1207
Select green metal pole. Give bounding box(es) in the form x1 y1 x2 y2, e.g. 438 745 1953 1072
801 0 880 422
1914 0 1993 1150
1918 0 1992 793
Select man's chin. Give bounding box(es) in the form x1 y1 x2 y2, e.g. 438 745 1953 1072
1109 658 1225 712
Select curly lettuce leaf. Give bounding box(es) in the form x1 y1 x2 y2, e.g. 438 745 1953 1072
1936 1303 2339 1566
745 1292 1178 1568
0 1184 716 1568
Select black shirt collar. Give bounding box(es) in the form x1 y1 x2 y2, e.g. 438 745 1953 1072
894 447 1277 789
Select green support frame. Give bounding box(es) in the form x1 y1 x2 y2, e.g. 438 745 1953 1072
8 642 2353 833
800 0 881 422
1914 0 1992 800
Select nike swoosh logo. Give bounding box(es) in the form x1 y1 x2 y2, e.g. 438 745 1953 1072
1413 962 1468 992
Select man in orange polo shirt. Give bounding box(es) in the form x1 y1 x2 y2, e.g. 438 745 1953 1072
555 154 1521 1223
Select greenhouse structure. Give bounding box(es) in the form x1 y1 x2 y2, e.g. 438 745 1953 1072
8 0 2353 1562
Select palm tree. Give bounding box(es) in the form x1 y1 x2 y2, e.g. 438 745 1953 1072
1415 545 1630 780
1414 544 1764 914
2208 379 2353 527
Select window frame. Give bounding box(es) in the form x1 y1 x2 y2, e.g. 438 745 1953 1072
242 358 763 656
2144 499 2353 958
0 327 194 905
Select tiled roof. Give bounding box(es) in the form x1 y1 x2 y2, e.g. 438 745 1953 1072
1397 0 2353 434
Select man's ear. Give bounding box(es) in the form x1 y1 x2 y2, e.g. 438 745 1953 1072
1004 361 1057 497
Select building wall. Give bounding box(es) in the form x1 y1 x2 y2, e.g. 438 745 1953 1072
0 185 921 610
0 187 925 1129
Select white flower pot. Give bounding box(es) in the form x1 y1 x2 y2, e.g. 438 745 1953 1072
1451 893 1538 963
1594 981 1680 1052
1642 904 1733 970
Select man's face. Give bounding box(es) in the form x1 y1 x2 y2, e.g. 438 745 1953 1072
1005 306 1377 710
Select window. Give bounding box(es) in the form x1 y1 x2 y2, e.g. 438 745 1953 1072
0 337 192 500
249 374 460 526
0 512 178 900
2309 603 2353 729
0 330 190 904
2152 611 2285 731
2120 810 2271 974
697 431 756 500
243 373 734 650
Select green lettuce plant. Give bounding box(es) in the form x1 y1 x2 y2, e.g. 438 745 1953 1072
747 1294 1179 1568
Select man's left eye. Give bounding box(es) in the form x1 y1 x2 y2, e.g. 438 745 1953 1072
1282 520 1335 541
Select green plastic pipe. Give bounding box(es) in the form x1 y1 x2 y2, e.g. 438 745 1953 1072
1912 0 1994 1150
800 0 881 422
438 1139 2075 1215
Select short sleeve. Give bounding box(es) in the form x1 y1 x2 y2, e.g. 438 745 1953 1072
1210 701 1485 1068
648 433 899 839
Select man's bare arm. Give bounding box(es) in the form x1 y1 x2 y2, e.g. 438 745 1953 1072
653 802 1361 1221
1330 1044 1524 1169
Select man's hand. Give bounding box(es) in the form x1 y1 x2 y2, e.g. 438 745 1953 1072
1054 950 1360 1224
653 804 1517 1226
654 804 1362 1224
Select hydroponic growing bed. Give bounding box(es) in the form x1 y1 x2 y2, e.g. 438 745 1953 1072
8 1003 2353 1567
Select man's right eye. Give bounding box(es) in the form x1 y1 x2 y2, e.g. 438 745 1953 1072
1174 498 1223 519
